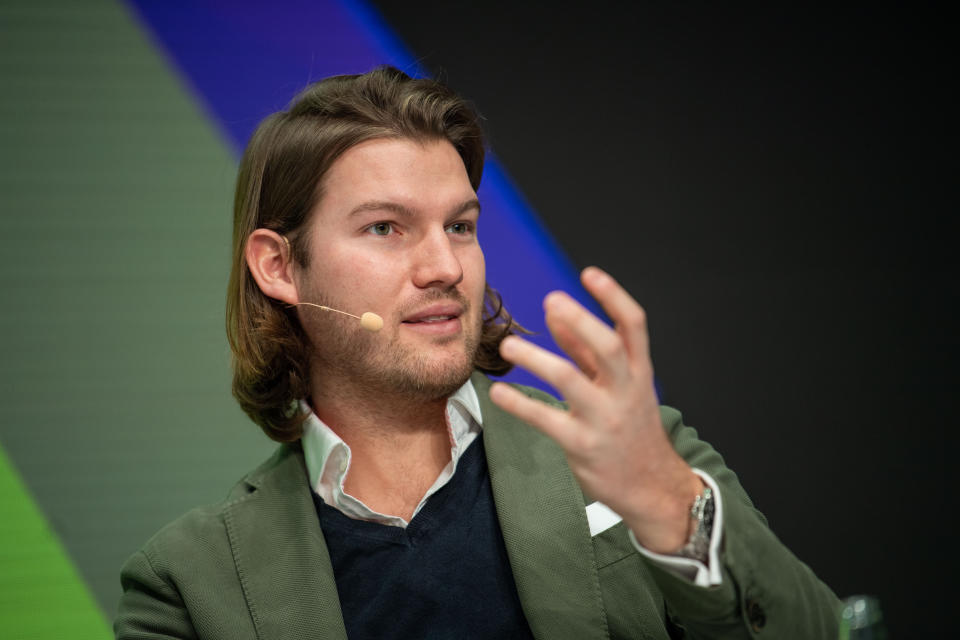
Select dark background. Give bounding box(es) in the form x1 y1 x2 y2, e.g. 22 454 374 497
372 2 953 635
1 2 949 634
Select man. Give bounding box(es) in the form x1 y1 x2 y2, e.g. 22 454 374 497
116 67 839 639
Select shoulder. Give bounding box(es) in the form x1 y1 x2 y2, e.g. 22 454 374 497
133 444 298 572
116 447 302 638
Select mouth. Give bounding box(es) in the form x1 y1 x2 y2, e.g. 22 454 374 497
401 304 464 334
402 303 463 323
403 314 458 324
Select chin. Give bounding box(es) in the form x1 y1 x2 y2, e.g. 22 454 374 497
395 357 474 399
319 312 481 400
371 345 476 400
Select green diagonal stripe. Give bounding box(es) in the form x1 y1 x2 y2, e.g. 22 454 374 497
0 443 110 638
0 0 272 622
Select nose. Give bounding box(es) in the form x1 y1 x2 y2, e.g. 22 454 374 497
410 226 463 289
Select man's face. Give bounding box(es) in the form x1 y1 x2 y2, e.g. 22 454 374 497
295 137 485 400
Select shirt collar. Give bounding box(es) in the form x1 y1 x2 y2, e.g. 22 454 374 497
300 377 483 498
448 376 483 428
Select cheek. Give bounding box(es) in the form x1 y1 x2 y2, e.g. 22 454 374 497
330 251 398 304
465 247 486 299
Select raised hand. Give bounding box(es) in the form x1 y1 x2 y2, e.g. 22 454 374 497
489 266 704 553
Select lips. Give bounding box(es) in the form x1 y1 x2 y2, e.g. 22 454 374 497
401 303 463 324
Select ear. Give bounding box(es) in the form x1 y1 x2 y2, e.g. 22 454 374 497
245 229 299 305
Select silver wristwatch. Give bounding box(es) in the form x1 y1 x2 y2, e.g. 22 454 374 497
675 487 714 563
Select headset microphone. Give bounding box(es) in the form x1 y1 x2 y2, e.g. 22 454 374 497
278 235 383 331
292 302 383 332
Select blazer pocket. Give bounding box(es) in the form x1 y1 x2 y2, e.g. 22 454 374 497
591 520 639 569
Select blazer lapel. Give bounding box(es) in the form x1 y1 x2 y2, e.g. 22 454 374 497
224 444 348 640
473 373 610 640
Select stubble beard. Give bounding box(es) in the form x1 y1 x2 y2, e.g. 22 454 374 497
304 289 481 403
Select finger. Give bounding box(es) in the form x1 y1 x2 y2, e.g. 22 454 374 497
545 312 600 380
488 382 581 451
580 266 650 361
543 290 629 383
498 335 597 409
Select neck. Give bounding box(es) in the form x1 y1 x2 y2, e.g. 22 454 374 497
308 370 457 521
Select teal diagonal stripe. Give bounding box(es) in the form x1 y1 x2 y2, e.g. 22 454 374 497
0 0 274 620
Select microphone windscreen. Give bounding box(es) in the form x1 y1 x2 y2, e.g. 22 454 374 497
360 312 383 332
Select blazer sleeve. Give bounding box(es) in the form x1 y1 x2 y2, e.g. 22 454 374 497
645 406 840 639
113 503 261 640
115 549 197 640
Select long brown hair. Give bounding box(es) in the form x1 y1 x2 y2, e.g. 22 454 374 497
226 66 522 442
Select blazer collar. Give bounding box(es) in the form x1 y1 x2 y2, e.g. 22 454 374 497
225 444 348 640
472 372 610 640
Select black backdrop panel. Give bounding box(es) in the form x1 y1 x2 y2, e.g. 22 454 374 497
371 2 954 635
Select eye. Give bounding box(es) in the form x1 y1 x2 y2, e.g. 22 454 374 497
367 222 394 236
445 221 474 235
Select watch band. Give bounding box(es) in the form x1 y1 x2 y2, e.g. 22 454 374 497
675 486 714 563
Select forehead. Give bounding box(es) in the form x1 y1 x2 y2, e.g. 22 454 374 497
314 137 475 220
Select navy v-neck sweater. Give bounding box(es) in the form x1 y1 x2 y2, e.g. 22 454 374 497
313 436 535 640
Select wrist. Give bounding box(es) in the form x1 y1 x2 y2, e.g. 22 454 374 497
626 472 704 554
674 483 715 563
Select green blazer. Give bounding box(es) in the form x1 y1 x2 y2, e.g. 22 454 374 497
115 373 839 639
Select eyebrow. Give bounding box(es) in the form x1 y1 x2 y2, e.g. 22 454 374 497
347 198 481 218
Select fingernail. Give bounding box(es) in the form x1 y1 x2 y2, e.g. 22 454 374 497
544 291 564 311
583 266 610 286
499 336 517 357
